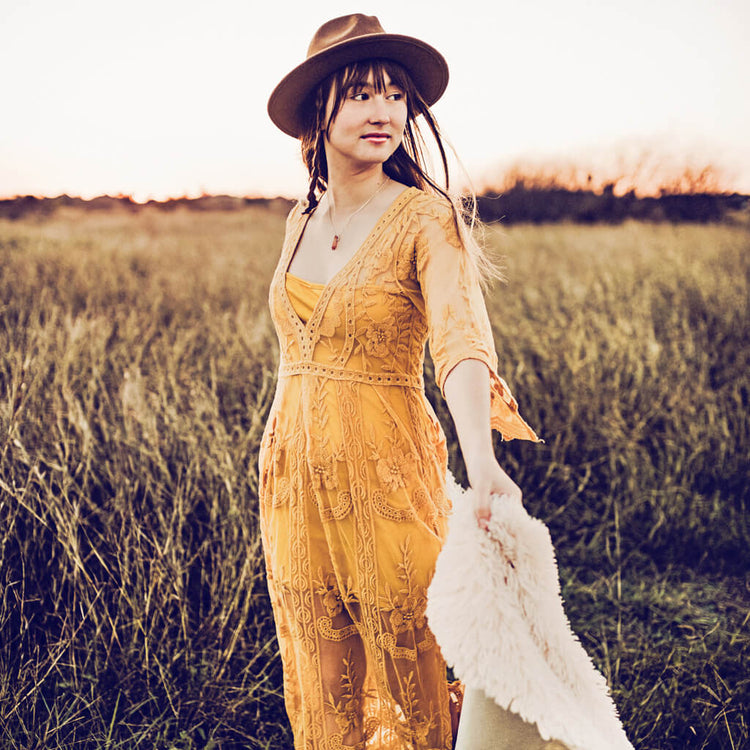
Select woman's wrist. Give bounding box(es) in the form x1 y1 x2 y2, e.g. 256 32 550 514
463 446 498 484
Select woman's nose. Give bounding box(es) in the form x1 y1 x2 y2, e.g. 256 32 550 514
368 95 390 123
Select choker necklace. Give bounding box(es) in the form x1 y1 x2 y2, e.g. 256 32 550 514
326 177 390 251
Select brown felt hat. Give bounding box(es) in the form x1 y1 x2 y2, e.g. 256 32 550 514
267 14 449 138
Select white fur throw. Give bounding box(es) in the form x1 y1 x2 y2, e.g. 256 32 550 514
426 472 634 750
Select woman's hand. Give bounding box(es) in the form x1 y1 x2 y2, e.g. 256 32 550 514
443 358 522 529
465 451 522 529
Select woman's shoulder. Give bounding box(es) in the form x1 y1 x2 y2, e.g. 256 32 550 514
393 187 458 244
402 188 462 245
404 186 455 217
283 198 315 235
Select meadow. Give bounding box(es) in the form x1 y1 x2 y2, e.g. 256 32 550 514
0 204 747 749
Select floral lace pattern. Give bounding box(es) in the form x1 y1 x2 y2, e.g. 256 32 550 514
259 187 538 749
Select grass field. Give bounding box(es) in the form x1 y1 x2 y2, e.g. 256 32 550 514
0 205 748 749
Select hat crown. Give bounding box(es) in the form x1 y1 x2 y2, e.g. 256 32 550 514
307 14 386 58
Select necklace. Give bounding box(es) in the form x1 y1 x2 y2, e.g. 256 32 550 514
326 177 390 251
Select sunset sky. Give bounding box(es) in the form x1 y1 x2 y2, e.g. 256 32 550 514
2 0 748 201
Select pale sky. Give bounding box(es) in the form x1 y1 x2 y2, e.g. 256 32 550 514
2 0 748 201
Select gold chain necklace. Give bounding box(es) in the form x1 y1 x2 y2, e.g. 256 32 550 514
326 177 390 251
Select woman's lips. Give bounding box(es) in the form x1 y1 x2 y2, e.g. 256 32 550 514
362 134 390 144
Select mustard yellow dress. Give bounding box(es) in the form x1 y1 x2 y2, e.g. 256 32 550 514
259 187 538 750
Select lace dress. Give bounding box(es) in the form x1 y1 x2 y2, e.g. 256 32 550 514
259 186 538 750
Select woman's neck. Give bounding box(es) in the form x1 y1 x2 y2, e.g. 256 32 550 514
325 165 387 216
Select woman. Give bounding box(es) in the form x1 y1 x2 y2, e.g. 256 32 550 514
261 14 539 749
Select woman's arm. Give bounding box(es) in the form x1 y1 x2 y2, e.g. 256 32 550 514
443 358 522 527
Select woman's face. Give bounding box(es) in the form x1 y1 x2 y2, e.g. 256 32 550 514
323 71 408 172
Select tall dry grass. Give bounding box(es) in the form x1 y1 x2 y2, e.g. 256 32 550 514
0 206 748 749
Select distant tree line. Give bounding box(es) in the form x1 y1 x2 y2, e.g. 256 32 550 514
474 182 749 224
0 194 295 220
1 186 748 223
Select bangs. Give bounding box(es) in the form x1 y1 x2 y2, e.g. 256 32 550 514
338 59 410 96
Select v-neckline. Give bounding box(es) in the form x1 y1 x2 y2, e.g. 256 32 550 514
281 186 417 339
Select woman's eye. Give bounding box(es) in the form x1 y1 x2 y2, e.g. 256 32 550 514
387 92 403 101
351 92 368 101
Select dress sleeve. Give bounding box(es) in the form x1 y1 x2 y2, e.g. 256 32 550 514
415 198 540 442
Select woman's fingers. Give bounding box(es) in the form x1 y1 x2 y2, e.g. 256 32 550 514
468 460 523 528
476 493 492 530
474 487 523 530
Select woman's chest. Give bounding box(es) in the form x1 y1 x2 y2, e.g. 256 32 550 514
269 231 425 367
286 213 377 286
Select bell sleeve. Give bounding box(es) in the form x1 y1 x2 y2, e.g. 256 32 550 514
415 198 540 442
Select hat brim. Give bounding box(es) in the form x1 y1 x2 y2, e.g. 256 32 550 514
267 33 449 138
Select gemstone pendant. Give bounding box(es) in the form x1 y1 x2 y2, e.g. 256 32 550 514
331 235 340 251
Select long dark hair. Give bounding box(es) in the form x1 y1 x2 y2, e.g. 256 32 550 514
298 59 498 283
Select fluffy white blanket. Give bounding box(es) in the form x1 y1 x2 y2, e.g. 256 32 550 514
426 472 634 750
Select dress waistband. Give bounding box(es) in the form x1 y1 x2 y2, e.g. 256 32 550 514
278 361 423 388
